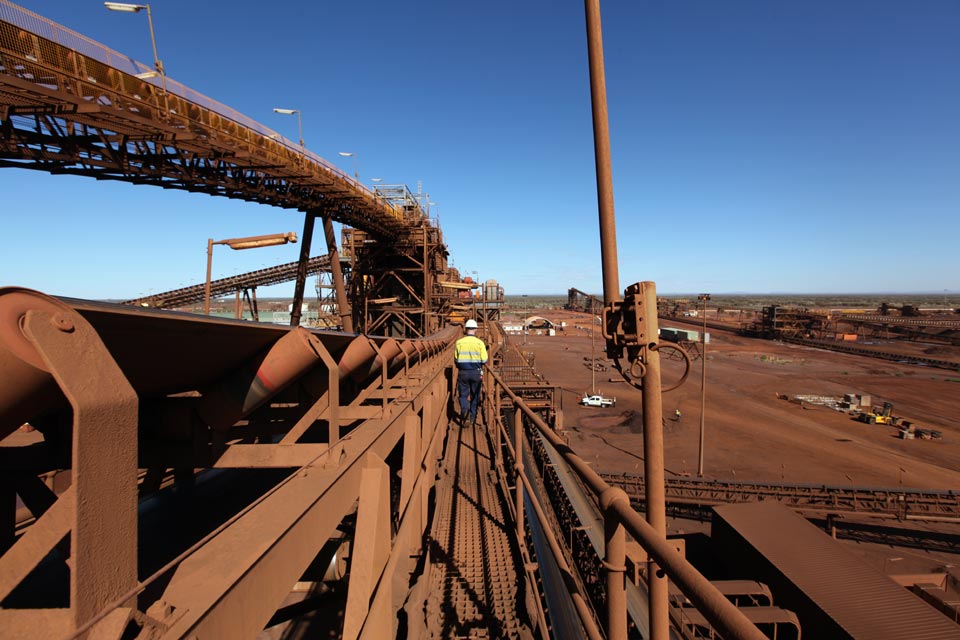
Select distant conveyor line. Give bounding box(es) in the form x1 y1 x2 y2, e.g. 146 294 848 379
659 316 960 370
601 473 960 520
122 255 332 309
783 337 960 372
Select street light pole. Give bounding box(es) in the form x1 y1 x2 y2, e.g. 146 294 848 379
697 293 711 477
205 237 214 315
204 232 298 315
104 3 167 93
272 108 303 149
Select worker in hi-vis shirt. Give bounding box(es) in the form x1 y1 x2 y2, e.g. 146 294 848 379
454 319 488 426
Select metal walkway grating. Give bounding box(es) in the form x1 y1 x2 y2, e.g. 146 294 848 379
425 420 526 638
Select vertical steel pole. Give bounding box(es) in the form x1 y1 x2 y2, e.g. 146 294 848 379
640 282 669 640
584 0 620 304
514 406 525 546
204 238 213 315
423 226 430 333
143 4 166 93
698 295 707 477
321 215 353 332
493 378 502 458
291 212 316 327
603 491 628 639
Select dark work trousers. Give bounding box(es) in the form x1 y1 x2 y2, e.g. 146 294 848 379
456 368 483 423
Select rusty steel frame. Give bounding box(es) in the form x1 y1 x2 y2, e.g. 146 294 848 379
342 220 457 339
0 286 456 639
0 3 415 237
483 366 768 640
122 255 333 311
0 301 138 636
491 397 603 640
565 288 604 316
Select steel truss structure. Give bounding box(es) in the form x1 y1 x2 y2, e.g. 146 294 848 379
122 255 333 312
566 288 603 315
6 4 959 640
342 208 460 338
0 288 457 638
0 2 415 237
1 2 463 334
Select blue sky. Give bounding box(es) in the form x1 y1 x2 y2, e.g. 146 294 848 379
2 0 958 299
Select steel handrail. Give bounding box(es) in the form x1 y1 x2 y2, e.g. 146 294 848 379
492 399 603 640
489 369 767 640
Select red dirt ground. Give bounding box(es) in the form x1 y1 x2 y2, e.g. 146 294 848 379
513 310 960 489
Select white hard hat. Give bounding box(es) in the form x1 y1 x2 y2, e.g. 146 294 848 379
465 319 478 329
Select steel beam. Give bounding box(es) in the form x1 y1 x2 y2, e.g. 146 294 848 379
17 306 139 632
150 363 447 639
343 454 392 640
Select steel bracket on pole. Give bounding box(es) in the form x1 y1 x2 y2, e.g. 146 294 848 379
604 282 691 393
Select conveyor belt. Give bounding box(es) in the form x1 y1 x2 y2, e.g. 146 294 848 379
122 255 333 309
426 420 525 638
602 474 960 520
784 336 960 370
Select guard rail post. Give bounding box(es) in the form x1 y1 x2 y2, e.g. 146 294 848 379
602 488 628 639
514 404 525 546
492 382 501 461
639 281 670 640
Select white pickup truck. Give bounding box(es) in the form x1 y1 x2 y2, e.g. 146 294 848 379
580 394 616 408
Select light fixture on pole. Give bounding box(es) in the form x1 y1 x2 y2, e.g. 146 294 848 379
272 108 304 149
104 3 167 93
205 232 298 315
338 151 358 179
697 293 711 477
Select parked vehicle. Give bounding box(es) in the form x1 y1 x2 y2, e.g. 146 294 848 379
581 394 616 408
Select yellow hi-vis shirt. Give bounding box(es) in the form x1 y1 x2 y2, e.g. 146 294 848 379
454 335 488 371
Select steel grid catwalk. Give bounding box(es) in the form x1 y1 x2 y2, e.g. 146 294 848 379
425 420 526 638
